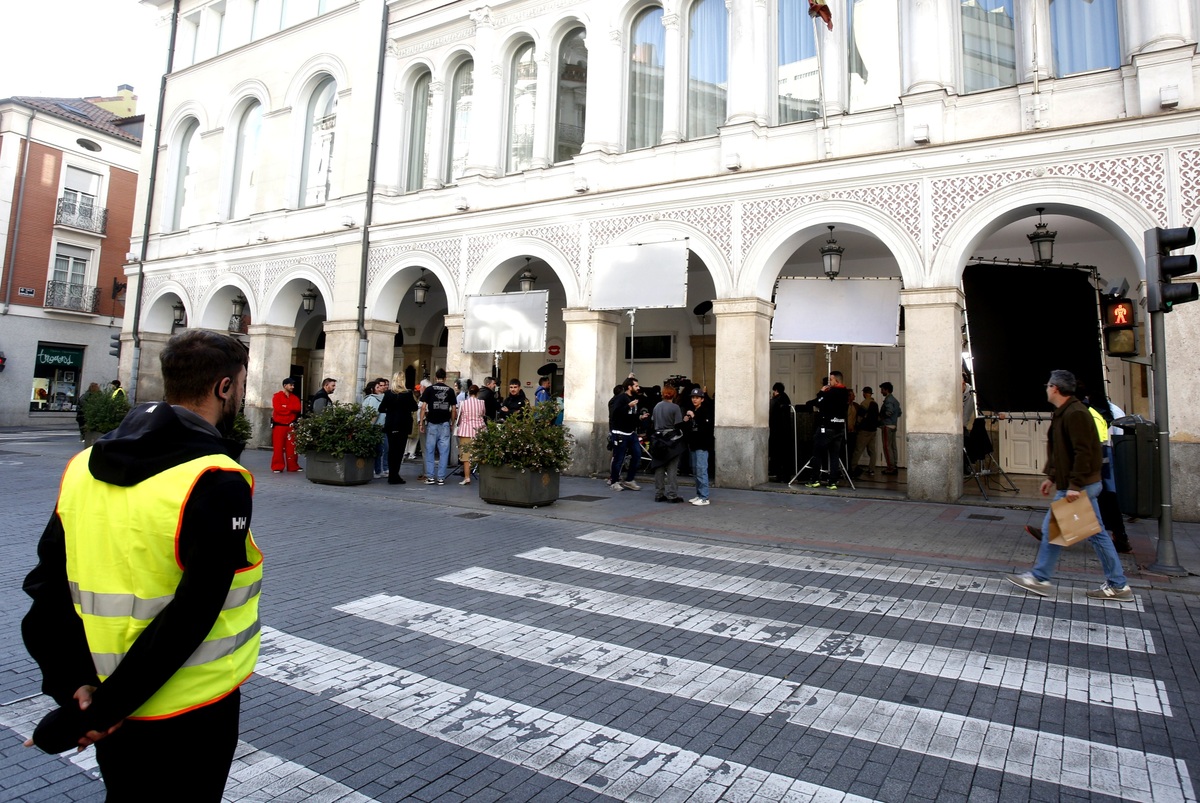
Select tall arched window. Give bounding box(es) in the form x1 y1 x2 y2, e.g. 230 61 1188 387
406 71 432 192
230 101 262 219
776 0 818 121
300 76 337 207
507 43 538 173
628 6 665 151
846 0 900 113
170 118 199 230
445 60 474 184
554 27 587 162
686 0 727 139
1050 0 1119 76
961 0 1015 93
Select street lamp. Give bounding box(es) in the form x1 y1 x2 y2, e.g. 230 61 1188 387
1027 207 1057 265
819 225 844 280
519 257 537 292
229 293 247 333
300 286 317 314
412 270 430 307
171 300 186 327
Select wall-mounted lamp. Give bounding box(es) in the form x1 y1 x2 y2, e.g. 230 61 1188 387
340 215 356 229
453 196 470 212
229 293 247 333
723 152 742 171
412 271 430 307
1027 207 1057 265
819 225 845 280
519 257 537 292
300 286 317 314
573 177 590 193
111 277 128 300
125 251 138 263
171 300 186 327
912 124 930 145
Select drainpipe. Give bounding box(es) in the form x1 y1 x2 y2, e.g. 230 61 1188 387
2 110 35 316
128 0 181 401
355 0 390 399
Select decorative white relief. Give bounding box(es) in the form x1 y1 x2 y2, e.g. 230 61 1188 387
464 224 582 283
1178 149 1200 224
368 239 462 288
587 204 732 285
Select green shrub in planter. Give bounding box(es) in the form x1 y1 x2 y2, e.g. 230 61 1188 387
232 411 252 444
469 401 572 471
292 402 383 459
81 391 131 435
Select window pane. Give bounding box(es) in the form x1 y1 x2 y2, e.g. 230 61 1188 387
406 72 431 192
687 0 727 139
847 0 901 112
231 101 262 219
172 119 199 230
628 7 665 151
777 0 818 123
554 27 587 162
1050 0 1119 76
301 77 337 207
961 0 1015 92
446 61 475 183
508 43 537 173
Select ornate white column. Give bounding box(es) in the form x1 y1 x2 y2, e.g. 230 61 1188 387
246 323 297 449
531 51 554 168
818 0 847 117
1016 0 1051 83
375 49 404 196
724 0 762 125
581 29 621 154
423 80 446 189
562 307 621 476
901 0 954 93
660 12 683 144
712 297 773 488
320 320 364 404
751 0 770 122
1122 0 1189 55
899 287 964 503
132 332 170 404
464 7 500 178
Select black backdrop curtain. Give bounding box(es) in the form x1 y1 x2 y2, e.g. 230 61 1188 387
963 264 1104 412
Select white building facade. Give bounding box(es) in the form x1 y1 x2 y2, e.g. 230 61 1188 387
129 0 1200 518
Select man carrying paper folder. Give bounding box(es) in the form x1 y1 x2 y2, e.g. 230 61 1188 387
1006 369 1133 602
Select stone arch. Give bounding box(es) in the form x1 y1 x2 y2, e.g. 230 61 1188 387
466 237 581 305
220 79 272 124
143 281 191 334
367 252 458 318
283 55 350 110
196 275 256 331
262 265 334 327
162 101 209 141
931 178 1157 287
741 201 922 299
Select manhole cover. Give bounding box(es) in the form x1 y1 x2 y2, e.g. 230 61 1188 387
456 512 490 520
967 513 1004 522
559 494 608 502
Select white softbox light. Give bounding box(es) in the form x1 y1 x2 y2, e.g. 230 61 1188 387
462 291 549 353
771 278 902 346
589 240 689 310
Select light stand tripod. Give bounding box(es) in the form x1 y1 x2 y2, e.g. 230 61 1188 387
787 344 855 489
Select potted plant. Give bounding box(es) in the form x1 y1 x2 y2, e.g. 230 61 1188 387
469 401 573 507
81 391 131 446
232 410 253 445
292 402 383 486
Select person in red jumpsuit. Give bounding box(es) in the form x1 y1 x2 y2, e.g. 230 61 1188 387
271 377 302 473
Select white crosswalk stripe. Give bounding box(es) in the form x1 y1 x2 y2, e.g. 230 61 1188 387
337 593 1189 802
0 696 378 802
257 627 877 803
437 566 1170 715
517 546 1154 653
578 529 1147 612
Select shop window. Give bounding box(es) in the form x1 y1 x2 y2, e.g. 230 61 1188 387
623 333 674 361
30 344 84 413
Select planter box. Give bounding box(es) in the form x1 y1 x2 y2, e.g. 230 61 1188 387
305 452 374 486
477 465 560 507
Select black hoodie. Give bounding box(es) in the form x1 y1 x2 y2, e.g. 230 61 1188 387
22 402 254 750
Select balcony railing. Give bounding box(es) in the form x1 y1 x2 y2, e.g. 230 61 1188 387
56 197 108 234
45 280 100 313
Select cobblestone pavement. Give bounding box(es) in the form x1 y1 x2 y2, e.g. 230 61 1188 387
2 430 1199 802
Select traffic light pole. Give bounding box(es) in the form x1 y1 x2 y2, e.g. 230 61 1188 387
1148 300 1186 575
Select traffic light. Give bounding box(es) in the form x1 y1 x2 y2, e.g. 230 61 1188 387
1146 226 1199 313
109 331 122 358
1101 296 1138 357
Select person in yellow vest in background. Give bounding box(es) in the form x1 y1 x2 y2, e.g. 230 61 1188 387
109 378 126 399
22 329 261 801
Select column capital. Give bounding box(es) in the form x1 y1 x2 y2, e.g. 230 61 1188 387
321 320 361 335
443 313 465 328
899 287 964 308
711 297 775 319
363 319 400 336
562 307 622 325
247 323 297 338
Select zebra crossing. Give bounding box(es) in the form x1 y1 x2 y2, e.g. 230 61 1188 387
6 528 1194 801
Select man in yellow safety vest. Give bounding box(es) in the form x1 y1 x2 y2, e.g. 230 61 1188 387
22 329 261 801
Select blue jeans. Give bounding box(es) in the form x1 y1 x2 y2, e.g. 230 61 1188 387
374 429 388 475
610 431 641 483
424 422 451 480
1031 481 1127 587
692 449 710 500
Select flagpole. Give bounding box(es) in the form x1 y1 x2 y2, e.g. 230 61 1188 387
811 11 829 131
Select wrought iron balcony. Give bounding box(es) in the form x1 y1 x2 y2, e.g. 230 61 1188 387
45 280 101 313
55 197 108 234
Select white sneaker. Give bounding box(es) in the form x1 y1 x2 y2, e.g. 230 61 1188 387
1005 572 1051 597
1085 583 1134 602
690 498 710 506
608 481 623 491
688 496 700 503
619 480 641 491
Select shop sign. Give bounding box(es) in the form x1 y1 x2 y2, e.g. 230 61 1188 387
18 287 35 298
36 347 83 369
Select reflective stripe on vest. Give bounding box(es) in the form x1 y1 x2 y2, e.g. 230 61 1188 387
59 450 262 720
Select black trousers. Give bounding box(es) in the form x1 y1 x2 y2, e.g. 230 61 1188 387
386 431 407 479
95 688 239 802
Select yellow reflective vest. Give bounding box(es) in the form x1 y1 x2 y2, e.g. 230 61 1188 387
58 450 262 720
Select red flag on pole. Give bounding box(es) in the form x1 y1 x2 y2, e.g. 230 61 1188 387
808 0 833 31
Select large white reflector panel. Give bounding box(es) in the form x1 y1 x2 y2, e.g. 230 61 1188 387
771 278 902 346
462 291 549 353
589 241 689 310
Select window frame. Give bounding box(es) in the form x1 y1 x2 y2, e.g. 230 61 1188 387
552 25 588 164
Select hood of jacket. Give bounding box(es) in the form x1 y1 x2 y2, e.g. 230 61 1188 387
88 402 245 487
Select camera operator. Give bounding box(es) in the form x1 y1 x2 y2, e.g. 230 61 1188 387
807 371 850 489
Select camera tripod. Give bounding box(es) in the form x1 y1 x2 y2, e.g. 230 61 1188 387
788 420 856 490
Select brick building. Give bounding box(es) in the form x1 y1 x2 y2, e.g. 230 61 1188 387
0 90 142 428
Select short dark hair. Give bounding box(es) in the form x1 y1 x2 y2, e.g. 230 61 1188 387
862 386 873 395
622 377 637 390
322 377 336 388
540 376 551 384
880 381 893 393
484 376 495 385
435 368 446 380
508 378 521 387
830 371 843 381
772 382 785 394
160 330 248 404
1048 370 1076 395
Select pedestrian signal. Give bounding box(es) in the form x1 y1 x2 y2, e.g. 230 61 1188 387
1101 297 1137 358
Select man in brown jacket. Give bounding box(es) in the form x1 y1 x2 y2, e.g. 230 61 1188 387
1006 369 1132 601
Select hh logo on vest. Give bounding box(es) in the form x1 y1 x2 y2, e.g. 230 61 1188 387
232 517 248 529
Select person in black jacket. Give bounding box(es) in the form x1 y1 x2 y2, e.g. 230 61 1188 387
607 377 648 490
22 329 258 801
477 376 500 421
379 373 419 484
768 382 793 482
685 387 715 505
495 378 528 422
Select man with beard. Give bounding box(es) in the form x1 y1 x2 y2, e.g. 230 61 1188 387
22 329 261 801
